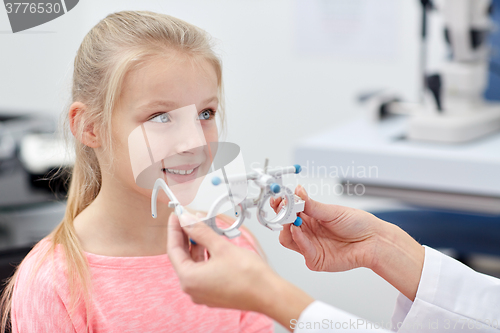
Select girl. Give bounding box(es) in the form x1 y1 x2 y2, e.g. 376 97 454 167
0 11 274 332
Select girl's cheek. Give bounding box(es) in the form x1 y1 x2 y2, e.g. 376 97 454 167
202 120 218 136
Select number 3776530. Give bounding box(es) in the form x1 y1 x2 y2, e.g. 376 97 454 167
5 2 62 14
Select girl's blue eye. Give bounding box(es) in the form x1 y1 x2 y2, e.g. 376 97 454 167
149 113 170 123
199 109 215 120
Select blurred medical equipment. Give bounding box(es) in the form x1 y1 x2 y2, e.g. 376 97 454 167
294 0 500 259
296 0 500 213
0 112 72 288
367 0 499 143
0 113 71 205
19 133 74 177
152 160 304 239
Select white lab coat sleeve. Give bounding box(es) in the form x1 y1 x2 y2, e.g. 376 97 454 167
391 245 500 332
293 301 394 332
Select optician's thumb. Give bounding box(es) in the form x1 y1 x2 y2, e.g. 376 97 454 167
179 213 226 251
295 185 346 222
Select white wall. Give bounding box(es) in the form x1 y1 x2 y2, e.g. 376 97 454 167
0 1 447 331
0 4 84 123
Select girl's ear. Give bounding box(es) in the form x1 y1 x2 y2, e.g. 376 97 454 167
69 102 101 148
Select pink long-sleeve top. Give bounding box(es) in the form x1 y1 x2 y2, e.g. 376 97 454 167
11 227 274 332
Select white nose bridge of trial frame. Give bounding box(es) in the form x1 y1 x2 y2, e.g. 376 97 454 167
151 159 305 239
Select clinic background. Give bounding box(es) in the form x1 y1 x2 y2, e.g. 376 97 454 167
1 1 499 332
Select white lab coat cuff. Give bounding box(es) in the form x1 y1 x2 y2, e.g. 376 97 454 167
293 300 367 332
390 245 443 331
392 246 500 332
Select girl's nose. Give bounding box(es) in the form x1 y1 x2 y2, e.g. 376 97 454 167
179 144 205 156
174 121 206 154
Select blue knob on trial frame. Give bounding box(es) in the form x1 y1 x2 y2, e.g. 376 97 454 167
294 164 302 174
212 176 221 186
270 183 281 193
293 216 303 227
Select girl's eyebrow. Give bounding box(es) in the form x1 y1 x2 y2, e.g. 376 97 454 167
138 100 177 111
138 96 219 112
202 96 219 105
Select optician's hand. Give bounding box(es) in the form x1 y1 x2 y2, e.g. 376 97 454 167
271 185 381 273
271 185 425 301
166 213 314 331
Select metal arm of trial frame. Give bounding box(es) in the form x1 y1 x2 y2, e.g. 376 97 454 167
151 162 305 239
151 178 185 218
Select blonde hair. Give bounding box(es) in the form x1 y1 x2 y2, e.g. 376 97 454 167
0 10 225 331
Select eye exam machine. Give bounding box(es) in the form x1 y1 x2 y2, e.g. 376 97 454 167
294 0 500 262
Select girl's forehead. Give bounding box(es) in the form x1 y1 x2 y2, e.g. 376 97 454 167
120 55 218 109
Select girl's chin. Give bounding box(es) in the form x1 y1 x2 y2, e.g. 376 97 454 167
171 183 200 206
141 182 199 207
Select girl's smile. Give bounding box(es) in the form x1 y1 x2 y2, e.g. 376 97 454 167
162 163 201 183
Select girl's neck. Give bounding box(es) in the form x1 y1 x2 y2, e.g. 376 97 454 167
73 179 174 257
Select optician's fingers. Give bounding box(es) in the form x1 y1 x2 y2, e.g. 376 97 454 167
167 213 193 269
270 197 282 213
295 185 345 222
190 242 206 262
290 220 317 265
182 218 228 254
190 213 207 262
279 224 301 253
278 198 287 211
